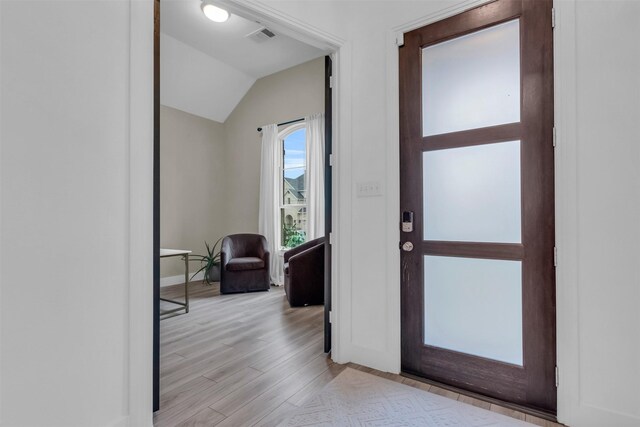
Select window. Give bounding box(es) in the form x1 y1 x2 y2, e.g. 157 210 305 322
280 125 307 248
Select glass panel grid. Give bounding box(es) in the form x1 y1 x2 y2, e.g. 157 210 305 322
422 19 520 137
423 255 523 365
423 140 522 243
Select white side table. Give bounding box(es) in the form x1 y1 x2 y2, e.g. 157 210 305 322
160 248 192 317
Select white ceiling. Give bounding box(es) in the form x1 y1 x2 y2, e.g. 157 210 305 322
161 0 326 78
160 0 326 122
160 33 256 123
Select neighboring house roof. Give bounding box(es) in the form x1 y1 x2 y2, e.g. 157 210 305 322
284 173 306 201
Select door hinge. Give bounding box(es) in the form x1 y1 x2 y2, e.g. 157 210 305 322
329 310 333 324
329 232 333 245
329 75 334 89
329 153 334 166
555 366 559 387
552 8 556 29
554 246 558 267
396 32 405 47
553 126 557 148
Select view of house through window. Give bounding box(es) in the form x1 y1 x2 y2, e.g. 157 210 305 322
281 126 307 248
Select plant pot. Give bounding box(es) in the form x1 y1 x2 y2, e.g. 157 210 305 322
205 264 221 283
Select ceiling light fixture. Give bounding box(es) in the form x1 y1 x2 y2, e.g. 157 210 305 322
201 1 230 23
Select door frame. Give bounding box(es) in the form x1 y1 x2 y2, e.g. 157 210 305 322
146 0 347 415
385 0 575 423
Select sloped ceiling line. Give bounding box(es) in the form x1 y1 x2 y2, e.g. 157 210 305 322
160 0 326 123
160 33 255 123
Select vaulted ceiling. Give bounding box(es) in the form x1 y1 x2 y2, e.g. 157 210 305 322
160 0 326 122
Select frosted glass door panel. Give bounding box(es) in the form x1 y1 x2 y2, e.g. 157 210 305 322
424 256 523 365
422 20 520 137
423 141 521 243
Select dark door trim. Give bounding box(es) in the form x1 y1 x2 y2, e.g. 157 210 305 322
400 0 556 415
153 0 160 412
324 55 333 353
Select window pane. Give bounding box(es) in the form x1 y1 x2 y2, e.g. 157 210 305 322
423 141 521 243
422 19 520 136
281 127 307 248
283 128 306 169
424 255 523 365
281 207 307 248
283 167 306 205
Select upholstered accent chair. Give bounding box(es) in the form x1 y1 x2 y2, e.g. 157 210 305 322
220 234 270 294
283 237 325 307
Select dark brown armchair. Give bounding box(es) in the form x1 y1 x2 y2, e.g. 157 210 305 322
284 237 325 307
220 234 270 294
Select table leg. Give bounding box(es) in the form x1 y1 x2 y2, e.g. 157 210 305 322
184 253 189 313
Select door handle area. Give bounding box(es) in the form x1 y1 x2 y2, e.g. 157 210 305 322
401 242 414 252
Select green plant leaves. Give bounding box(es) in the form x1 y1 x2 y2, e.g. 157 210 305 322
187 237 223 285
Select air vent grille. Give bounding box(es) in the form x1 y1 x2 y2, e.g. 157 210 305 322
246 27 276 43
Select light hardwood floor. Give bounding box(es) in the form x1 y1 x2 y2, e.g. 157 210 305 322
156 282 563 427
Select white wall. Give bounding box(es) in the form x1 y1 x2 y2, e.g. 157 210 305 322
0 1 152 426
160 106 228 278
555 1 640 425
224 57 325 234
160 33 255 122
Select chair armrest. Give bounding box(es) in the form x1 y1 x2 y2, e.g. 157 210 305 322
288 243 324 272
258 235 269 259
221 237 233 267
284 237 324 263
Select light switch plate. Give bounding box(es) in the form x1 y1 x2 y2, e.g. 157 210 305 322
356 181 382 197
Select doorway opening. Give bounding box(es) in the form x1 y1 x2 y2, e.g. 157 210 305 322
152 1 339 423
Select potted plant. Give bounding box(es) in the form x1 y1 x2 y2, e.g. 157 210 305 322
190 238 222 285
282 224 306 248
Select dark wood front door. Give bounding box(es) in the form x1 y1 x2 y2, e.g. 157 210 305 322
399 0 556 414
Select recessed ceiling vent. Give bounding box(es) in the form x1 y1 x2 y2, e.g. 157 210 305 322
246 27 276 43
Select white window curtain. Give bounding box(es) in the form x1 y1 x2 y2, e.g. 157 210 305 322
258 124 281 285
305 113 325 240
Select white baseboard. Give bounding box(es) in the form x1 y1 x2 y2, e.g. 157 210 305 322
160 271 204 287
108 416 131 427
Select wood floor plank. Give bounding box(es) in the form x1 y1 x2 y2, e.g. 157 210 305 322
490 404 527 421
160 345 237 387
163 304 310 352
155 368 263 427
209 339 325 417
156 285 325 427
248 333 323 373
525 414 562 426
457 394 492 410
203 330 322 383
214 354 334 426
401 377 432 392
160 375 217 411
286 361 346 407
422 384 460 400
252 401 299 427
175 407 226 427
160 352 186 370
